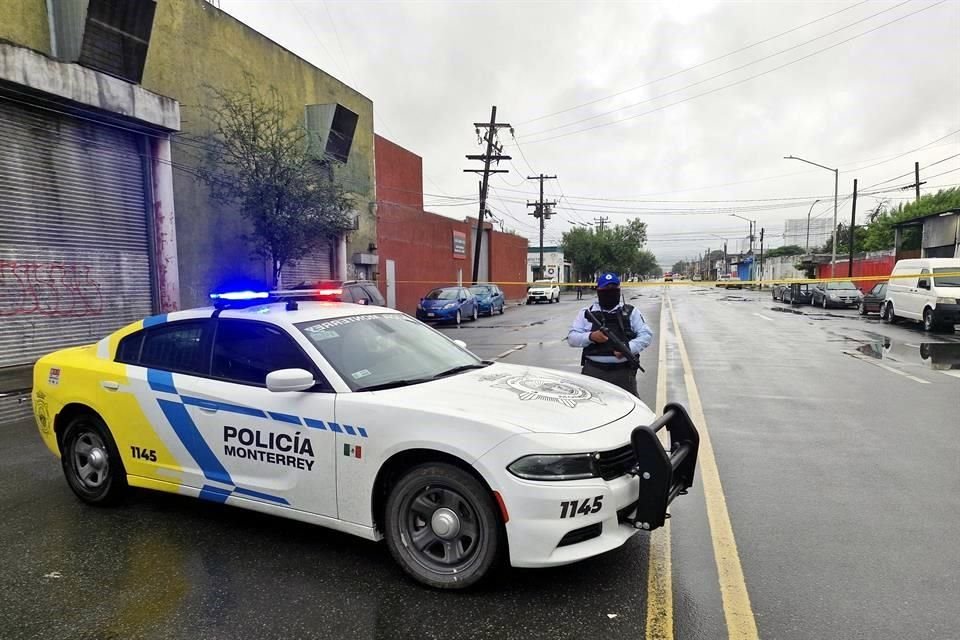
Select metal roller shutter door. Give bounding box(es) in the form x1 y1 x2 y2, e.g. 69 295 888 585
281 238 335 286
0 98 154 398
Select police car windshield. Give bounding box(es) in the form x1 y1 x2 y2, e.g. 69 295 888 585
425 288 458 300
296 314 480 391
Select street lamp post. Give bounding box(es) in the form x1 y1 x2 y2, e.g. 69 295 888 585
784 155 839 279
729 213 757 282
805 198 820 253
708 234 730 280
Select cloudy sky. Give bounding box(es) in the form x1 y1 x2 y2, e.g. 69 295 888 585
220 0 960 266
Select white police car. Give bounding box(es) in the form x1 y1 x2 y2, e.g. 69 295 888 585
32 290 698 589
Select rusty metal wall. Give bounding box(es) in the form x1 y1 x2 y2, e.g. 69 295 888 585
0 97 154 375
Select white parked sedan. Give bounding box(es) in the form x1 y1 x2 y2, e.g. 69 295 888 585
527 279 561 304
32 290 699 589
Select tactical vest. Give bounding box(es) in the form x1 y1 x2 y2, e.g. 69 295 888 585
583 304 637 359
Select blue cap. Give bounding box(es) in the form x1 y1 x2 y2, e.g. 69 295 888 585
597 272 620 288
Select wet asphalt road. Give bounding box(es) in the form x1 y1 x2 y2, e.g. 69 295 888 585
1 286 958 639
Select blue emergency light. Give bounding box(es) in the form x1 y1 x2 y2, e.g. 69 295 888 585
208 290 270 301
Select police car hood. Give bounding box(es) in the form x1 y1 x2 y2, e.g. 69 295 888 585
377 362 644 434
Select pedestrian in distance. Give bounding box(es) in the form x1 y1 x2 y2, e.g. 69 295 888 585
576 284 584 300
567 272 653 397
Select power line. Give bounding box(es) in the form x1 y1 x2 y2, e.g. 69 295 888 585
515 0 871 126
513 1 948 146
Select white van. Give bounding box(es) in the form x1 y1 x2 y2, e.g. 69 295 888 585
882 258 960 331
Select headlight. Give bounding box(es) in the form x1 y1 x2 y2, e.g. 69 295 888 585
443 302 456 309
417 303 423 310
829 293 838 299
508 453 598 481
936 297 956 305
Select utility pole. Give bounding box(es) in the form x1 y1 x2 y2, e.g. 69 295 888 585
527 173 557 280
722 241 727 279
900 161 926 203
464 106 511 285
593 216 609 232
849 179 858 278
759 228 765 285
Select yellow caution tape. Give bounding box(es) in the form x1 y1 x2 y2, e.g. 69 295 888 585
383 271 960 288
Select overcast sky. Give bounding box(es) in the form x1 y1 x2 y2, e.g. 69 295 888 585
220 0 960 266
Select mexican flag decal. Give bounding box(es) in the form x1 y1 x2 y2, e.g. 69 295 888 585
343 443 362 459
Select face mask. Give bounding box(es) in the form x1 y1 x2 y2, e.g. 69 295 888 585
597 288 621 310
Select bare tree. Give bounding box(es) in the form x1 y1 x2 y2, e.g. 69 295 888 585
196 76 353 286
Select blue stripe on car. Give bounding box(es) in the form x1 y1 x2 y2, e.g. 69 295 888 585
147 369 177 394
304 418 327 430
157 399 233 485
268 411 301 425
143 314 169 328
198 484 231 503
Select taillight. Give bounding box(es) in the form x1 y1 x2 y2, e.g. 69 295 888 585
315 288 343 301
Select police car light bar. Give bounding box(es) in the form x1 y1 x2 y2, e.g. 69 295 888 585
209 290 270 301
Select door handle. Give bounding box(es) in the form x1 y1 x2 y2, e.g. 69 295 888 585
101 381 120 391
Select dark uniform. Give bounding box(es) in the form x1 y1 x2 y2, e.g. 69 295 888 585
568 273 653 397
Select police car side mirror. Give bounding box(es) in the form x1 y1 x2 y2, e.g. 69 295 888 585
266 368 316 393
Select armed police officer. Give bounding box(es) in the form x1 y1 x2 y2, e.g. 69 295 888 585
567 272 653 397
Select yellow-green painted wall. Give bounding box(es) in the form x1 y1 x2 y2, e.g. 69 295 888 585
0 0 51 54
142 0 376 306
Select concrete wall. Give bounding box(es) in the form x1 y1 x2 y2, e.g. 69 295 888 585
0 0 50 55
141 0 376 306
760 255 807 283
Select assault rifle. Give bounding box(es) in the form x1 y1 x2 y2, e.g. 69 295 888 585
584 308 645 373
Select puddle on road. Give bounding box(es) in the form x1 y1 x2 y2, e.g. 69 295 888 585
769 306 804 315
854 339 960 371
718 295 752 302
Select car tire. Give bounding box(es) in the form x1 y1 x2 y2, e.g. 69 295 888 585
455 310 461 325
923 308 935 332
384 463 503 590
884 303 897 324
498 303 504 315
60 412 127 506
858 302 867 316
471 306 479 322
822 296 828 309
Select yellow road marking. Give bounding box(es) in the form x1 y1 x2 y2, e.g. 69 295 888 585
645 291 673 640
667 294 760 640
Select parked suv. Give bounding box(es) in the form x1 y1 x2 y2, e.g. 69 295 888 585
526 280 560 304
882 258 960 332
291 280 386 306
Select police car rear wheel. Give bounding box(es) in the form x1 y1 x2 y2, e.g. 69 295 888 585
385 463 501 589
61 414 127 506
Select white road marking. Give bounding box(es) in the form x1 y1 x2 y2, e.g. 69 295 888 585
752 313 774 322
493 344 526 360
843 352 931 384
941 370 960 379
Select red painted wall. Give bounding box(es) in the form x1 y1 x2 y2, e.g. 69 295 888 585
374 134 423 210
489 231 529 301
374 136 528 315
817 254 896 292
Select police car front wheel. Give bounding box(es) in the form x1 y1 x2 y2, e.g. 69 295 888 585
61 413 127 506
385 463 502 589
